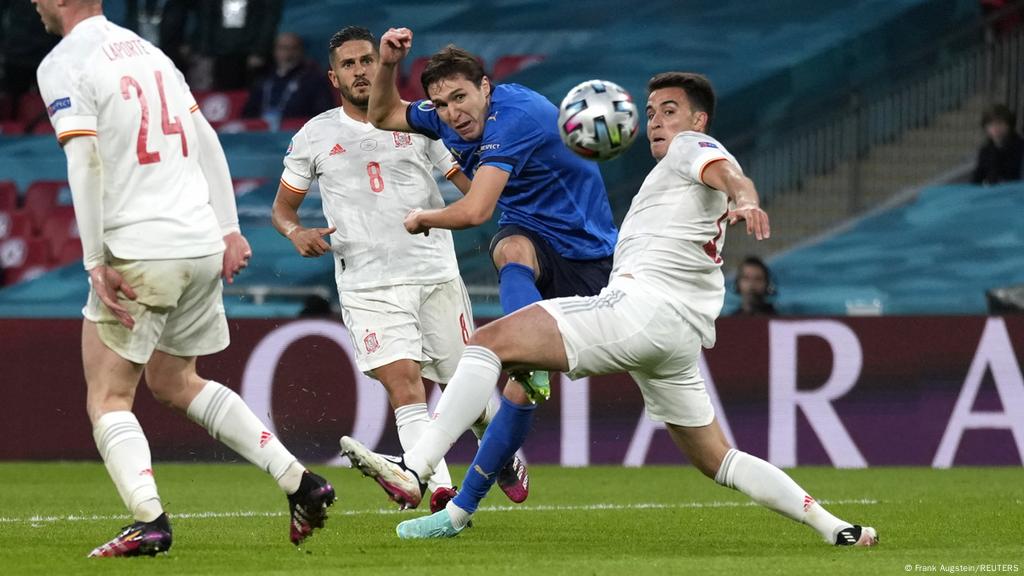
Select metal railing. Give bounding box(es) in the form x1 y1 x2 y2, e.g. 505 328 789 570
738 8 1024 211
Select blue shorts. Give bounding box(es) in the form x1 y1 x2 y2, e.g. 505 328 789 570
489 224 612 299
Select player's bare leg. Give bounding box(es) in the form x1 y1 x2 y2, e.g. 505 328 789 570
666 419 878 547
83 321 171 557
146 351 335 545
372 358 456 510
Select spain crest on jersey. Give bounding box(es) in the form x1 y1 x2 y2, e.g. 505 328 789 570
393 132 413 149
363 332 380 354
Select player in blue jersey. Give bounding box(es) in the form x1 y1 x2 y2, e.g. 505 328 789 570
363 27 617 519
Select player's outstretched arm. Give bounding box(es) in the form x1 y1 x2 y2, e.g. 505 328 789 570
193 111 251 282
405 165 507 234
368 27 414 132
702 160 771 241
272 184 335 258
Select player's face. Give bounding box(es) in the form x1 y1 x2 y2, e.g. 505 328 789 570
427 75 491 140
329 40 378 109
32 0 63 35
646 87 707 160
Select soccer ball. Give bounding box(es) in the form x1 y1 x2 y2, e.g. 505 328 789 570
558 79 639 161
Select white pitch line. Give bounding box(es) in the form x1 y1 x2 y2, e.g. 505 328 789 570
0 499 877 525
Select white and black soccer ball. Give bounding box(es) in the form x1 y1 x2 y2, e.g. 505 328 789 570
558 79 639 161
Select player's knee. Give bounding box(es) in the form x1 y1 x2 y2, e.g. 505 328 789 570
492 236 538 270
467 321 501 350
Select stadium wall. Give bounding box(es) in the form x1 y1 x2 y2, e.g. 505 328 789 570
2 317 1022 467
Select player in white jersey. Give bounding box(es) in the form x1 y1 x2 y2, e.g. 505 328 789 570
33 0 334 557
341 72 879 547
271 26 528 512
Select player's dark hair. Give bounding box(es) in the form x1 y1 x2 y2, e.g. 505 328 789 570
981 103 1016 129
648 72 716 129
421 45 485 95
328 26 377 63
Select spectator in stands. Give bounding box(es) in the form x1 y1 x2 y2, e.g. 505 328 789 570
0 0 58 122
159 0 283 91
242 33 334 129
733 256 777 316
972 104 1023 185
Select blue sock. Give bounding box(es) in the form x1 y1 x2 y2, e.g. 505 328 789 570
452 397 536 514
498 263 542 314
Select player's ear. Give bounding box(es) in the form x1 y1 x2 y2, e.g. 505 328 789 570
481 76 491 98
327 69 340 90
693 110 709 133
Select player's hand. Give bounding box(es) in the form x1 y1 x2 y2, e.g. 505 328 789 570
89 265 137 329
728 203 771 240
288 226 336 257
380 27 413 65
223 231 253 284
404 209 430 235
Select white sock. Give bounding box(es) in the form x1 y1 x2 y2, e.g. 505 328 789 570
715 449 851 542
469 397 499 440
446 500 471 529
395 403 452 492
186 381 305 494
93 411 163 522
405 346 502 480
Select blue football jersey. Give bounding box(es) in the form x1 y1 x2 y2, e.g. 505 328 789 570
406 83 617 260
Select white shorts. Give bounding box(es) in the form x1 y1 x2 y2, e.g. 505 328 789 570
538 277 714 427
83 253 229 364
339 277 473 383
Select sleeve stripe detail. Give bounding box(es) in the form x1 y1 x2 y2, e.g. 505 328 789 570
280 178 308 194
698 157 729 186
444 166 460 180
57 130 98 142
189 104 200 113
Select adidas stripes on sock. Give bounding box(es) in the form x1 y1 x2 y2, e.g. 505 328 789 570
715 448 851 542
92 411 163 522
186 381 304 494
405 346 503 481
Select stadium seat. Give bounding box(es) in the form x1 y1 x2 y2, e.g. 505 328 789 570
0 92 13 120
0 236 49 278
400 56 431 101
0 181 17 211
491 54 545 81
279 118 307 132
30 122 55 135
232 178 267 198
195 91 249 123
0 121 25 135
55 237 83 266
215 119 270 133
0 211 32 242
15 91 46 125
23 181 66 233
42 206 78 262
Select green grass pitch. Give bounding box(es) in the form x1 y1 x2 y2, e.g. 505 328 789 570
1 463 1021 575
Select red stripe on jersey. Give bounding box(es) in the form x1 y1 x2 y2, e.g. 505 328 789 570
702 210 729 264
57 130 98 144
279 178 307 194
444 166 460 180
189 103 200 113
698 157 729 187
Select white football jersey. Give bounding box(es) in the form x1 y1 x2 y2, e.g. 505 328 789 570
281 108 461 290
36 16 223 260
611 131 738 347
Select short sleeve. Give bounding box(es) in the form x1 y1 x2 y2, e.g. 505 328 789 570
280 127 314 193
477 108 543 176
667 133 737 185
426 137 459 179
36 56 98 144
405 100 444 140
